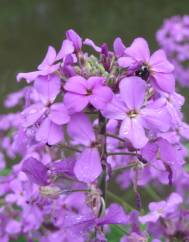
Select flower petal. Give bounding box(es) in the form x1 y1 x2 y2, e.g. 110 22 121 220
74 148 102 183
101 96 126 120
38 46 57 70
34 75 61 104
90 86 113 110
150 49 174 73
67 113 95 146
21 103 46 127
49 103 70 125
119 76 146 110
126 37 150 62
64 93 89 113
36 118 64 145
64 76 87 94
152 72 175 93
120 116 148 148
56 39 74 61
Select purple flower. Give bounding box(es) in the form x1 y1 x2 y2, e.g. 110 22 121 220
139 193 183 224
64 75 113 113
67 113 102 183
119 38 175 93
22 157 49 186
17 41 74 83
103 76 171 148
66 29 82 51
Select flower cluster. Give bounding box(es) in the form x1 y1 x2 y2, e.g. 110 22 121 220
156 15 189 86
0 29 189 241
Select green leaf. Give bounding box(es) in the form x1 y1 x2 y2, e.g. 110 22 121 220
106 225 127 242
0 168 11 176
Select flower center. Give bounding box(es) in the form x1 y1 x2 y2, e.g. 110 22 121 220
86 89 93 96
128 110 138 118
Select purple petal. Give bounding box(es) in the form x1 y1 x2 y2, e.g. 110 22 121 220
49 103 70 125
56 39 74 61
84 38 102 52
21 103 46 127
97 204 128 225
119 76 146 110
66 29 82 50
34 75 61 104
152 72 175 93
166 193 183 212
74 148 102 183
49 157 76 178
6 220 21 234
64 75 87 94
157 138 177 163
120 116 148 148
90 86 113 110
113 37 126 57
17 70 42 83
64 93 89 113
139 212 160 224
87 76 105 89
102 96 126 120
141 106 171 132
150 49 174 73
38 46 57 70
36 118 64 145
118 56 136 68
67 113 95 146
22 157 49 186
126 37 150 62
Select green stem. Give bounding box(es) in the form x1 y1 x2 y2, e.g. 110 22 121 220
107 152 138 157
112 162 138 173
99 113 107 202
60 143 81 153
145 186 161 201
107 191 134 212
106 132 126 143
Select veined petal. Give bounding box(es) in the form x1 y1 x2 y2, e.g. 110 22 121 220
16 70 42 83
90 86 113 110
74 148 102 183
56 39 74 61
152 72 175 93
49 103 70 125
113 37 126 57
22 157 49 186
34 75 61 104
126 37 150 62
21 103 46 127
67 113 95 146
64 76 87 94
119 76 146 110
118 56 135 68
119 116 148 148
64 93 89 113
141 106 171 132
101 96 126 120
150 49 174 73
97 204 128 225
66 29 82 50
36 118 64 145
38 46 57 70
84 39 102 52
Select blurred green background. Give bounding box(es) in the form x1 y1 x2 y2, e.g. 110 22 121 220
1 0 189 117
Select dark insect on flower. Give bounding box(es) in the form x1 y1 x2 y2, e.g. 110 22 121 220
136 64 150 81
